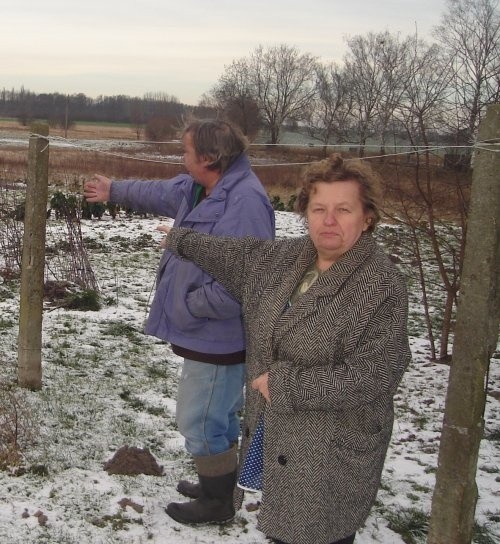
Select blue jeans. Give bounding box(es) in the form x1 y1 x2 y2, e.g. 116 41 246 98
176 358 245 457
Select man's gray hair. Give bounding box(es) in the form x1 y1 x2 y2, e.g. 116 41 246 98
183 119 248 174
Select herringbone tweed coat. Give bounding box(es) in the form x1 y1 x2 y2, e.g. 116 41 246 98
167 228 411 544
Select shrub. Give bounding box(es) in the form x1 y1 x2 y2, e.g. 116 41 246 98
81 200 106 220
386 507 429 544
269 194 285 211
145 115 178 142
0 384 35 470
64 289 101 311
473 521 497 544
50 191 80 219
286 193 297 211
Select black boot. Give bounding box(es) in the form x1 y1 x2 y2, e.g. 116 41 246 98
176 442 237 500
176 479 201 499
166 445 237 525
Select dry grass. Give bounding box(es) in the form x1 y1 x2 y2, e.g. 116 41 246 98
0 119 471 216
0 118 138 140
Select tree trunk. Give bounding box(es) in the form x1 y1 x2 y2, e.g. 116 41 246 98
438 289 456 362
411 225 437 360
428 104 500 543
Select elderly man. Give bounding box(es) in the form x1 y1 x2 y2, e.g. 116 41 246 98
84 119 275 524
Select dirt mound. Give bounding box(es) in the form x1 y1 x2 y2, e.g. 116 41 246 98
103 445 163 476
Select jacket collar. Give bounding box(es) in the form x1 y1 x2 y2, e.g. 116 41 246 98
259 233 377 363
278 232 376 296
313 232 377 294
183 154 251 223
204 153 251 201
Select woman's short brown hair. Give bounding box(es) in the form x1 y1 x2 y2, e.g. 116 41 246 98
295 153 382 233
183 119 248 174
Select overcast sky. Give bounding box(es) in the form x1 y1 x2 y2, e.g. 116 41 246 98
2 0 448 105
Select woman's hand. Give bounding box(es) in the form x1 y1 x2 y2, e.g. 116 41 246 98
156 224 171 235
83 174 112 202
251 372 270 403
156 224 171 249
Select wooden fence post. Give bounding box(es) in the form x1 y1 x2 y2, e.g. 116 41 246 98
17 123 49 390
428 104 500 543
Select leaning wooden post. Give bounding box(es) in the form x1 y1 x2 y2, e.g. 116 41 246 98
428 104 500 543
17 123 50 390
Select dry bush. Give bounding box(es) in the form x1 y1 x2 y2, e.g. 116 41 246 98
47 147 185 190
45 204 100 293
254 163 303 197
251 143 325 162
377 159 471 222
0 384 36 469
47 139 316 196
0 184 25 277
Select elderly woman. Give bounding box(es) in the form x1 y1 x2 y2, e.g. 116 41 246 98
164 154 411 544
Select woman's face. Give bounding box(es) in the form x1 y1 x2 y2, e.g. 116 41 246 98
306 180 371 268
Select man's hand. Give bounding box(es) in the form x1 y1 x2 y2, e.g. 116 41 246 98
83 174 112 202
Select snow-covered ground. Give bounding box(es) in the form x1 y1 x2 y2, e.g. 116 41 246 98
0 211 498 544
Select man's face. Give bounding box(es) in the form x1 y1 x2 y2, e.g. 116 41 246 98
182 132 207 183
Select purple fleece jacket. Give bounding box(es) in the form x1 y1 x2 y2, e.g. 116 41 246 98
110 154 275 354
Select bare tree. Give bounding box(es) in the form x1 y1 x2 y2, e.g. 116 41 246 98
130 98 145 139
0 186 24 277
343 31 417 157
206 58 261 140
143 91 179 105
434 0 500 144
248 44 318 144
306 62 353 146
190 96 218 120
145 115 179 142
343 32 389 156
393 39 468 361
372 33 415 157
396 40 453 147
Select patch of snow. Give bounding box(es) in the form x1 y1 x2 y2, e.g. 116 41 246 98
0 211 498 544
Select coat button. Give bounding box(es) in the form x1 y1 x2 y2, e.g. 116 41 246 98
277 455 287 465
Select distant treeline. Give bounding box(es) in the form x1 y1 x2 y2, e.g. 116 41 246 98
0 87 207 128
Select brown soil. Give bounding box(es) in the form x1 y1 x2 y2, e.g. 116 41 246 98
103 445 164 476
